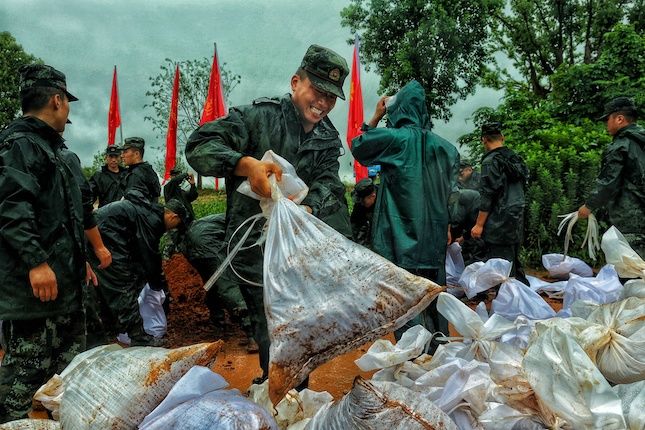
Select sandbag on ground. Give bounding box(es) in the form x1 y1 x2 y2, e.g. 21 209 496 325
59 341 223 430
306 377 457 430
0 420 59 430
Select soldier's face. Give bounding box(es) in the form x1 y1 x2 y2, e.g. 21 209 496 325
605 113 625 136
121 148 140 166
291 74 337 132
53 93 70 132
105 154 120 170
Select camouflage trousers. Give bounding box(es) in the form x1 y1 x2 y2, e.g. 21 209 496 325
0 311 86 423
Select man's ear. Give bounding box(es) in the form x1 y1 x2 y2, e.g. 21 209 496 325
290 74 299 92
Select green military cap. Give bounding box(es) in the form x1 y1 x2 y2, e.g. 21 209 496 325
300 44 349 100
165 199 191 227
459 159 473 169
105 145 121 156
597 96 637 121
19 64 78 101
122 137 145 151
352 178 375 203
481 122 503 137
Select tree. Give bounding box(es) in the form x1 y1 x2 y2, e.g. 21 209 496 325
340 0 503 123
144 57 240 153
0 32 41 128
488 0 642 97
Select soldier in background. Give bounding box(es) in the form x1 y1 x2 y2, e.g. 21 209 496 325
89 145 125 207
164 168 198 221
350 178 377 248
457 159 480 190
578 97 644 257
121 137 161 202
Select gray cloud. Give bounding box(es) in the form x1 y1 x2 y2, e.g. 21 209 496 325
1 0 502 181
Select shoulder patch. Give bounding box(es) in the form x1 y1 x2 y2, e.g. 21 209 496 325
252 97 280 106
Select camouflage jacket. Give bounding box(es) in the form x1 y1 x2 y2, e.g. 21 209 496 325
163 174 198 220
89 165 125 208
122 161 160 203
479 146 529 245
0 117 86 319
186 94 351 284
586 123 645 234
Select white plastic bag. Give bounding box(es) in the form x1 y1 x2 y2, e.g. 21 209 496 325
525 275 568 299
0 420 61 430
560 264 623 317
446 242 465 286
557 211 600 260
138 283 167 338
491 279 556 321
305 378 458 430
612 381 645 430
459 259 509 299
542 253 593 279
601 226 645 279
622 279 645 299
354 325 432 371
139 366 278 430
524 324 626 429
264 190 443 404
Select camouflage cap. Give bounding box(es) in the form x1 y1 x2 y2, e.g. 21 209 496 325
459 159 473 168
164 199 190 227
122 137 145 151
481 122 503 137
300 44 349 100
105 145 121 156
352 178 375 202
19 64 78 101
597 96 637 121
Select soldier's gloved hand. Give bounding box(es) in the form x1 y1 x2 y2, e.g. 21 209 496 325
235 156 283 199
94 245 112 269
29 262 58 302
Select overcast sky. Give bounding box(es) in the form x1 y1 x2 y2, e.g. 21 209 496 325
1 0 502 181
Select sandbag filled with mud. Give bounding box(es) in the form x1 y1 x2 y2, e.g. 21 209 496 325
264 196 443 404
305 377 457 430
59 342 222 430
0 419 60 430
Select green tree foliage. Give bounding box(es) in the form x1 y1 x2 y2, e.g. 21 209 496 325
144 56 241 152
460 23 643 264
489 0 642 97
0 32 40 129
340 0 503 123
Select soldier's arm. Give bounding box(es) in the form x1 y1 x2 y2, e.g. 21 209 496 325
351 126 400 167
585 143 625 212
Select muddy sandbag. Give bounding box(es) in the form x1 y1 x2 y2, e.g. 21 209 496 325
59 341 223 429
264 193 443 404
305 377 457 430
0 420 59 430
613 381 645 430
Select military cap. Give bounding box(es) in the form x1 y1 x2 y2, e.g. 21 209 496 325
597 96 637 121
122 137 145 151
352 178 375 202
459 159 473 169
481 122 503 137
300 44 349 100
164 199 190 227
19 64 78 101
105 145 121 156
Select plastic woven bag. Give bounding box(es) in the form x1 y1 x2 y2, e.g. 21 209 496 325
601 226 645 279
612 381 645 430
542 253 593 279
561 264 623 317
446 242 465 286
354 325 432 372
138 283 167 338
557 211 601 260
0 420 60 430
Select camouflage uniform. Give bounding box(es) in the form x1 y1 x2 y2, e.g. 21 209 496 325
89 146 125 208
186 45 351 378
350 178 376 247
585 122 645 257
450 188 486 266
121 137 161 203
0 65 86 422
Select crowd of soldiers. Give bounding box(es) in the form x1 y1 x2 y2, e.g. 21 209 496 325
0 43 642 422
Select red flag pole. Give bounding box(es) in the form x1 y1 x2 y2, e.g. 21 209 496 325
107 66 122 146
163 64 180 183
200 43 228 190
347 35 368 182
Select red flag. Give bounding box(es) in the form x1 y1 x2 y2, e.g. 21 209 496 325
200 45 228 189
107 66 121 145
347 36 368 182
163 65 180 182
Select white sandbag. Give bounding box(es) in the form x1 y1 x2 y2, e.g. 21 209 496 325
33 344 122 420
264 188 443 404
526 275 568 299
560 264 623 317
0 420 60 430
623 279 645 299
478 403 549 430
578 297 645 384
491 278 556 321
524 324 626 429
139 367 277 430
458 260 501 299
60 342 223 430
446 242 465 286
601 226 645 279
138 284 167 338
370 356 434 388
612 381 645 430
436 292 516 361
305 378 458 430
499 316 536 350
354 325 432 371
542 253 593 279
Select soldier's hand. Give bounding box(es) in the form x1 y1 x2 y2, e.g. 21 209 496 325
235 156 283 198
447 228 452 245
577 205 591 219
29 262 58 302
94 245 112 269
471 224 484 240
368 96 389 127
85 262 98 287
187 174 195 185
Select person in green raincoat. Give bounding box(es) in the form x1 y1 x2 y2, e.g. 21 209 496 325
351 79 460 347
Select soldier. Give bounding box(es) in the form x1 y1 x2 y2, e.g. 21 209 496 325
186 44 352 382
90 191 189 346
350 178 377 248
449 188 486 266
471 122 529 285
578 97 644 257
120 137 161 202
163 168 198 221
351 80 460 348
89 145 125 207
457 159 480 190
0 64 90 422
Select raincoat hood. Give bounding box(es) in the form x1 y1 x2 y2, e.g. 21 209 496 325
386 80 430 129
